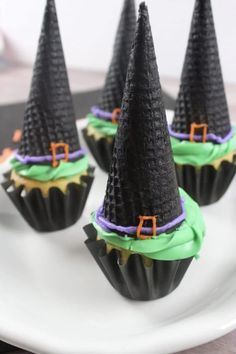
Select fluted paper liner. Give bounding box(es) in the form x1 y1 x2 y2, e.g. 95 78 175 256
2 167 94 232
175 159 236 206
82 128 114 173
84 224 193 301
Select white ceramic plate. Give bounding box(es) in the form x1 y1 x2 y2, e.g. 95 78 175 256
0 114 236 354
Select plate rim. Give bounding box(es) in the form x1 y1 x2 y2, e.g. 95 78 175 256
0 114 235 354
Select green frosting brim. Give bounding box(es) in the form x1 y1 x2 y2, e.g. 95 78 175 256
87 113 118 137
171 126 236 166
91 188 205 261
11 155 89 181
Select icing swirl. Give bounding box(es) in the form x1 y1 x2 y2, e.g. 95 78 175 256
171 126 236 166
91 188 205 261
87 113 118 137
11 155 89 182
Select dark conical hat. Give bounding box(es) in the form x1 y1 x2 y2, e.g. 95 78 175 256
103 3 182 229
18 0 81 162
171 0 231 141
98 0 136 112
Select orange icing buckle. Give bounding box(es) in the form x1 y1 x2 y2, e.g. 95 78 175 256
136 216 157 240
0 148 13 163
12 129 22 144
111 108 121 124
50 142 69 167
190 123 208 143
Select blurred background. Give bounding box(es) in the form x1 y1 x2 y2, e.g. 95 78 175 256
0 0 235 107
0 0 235 82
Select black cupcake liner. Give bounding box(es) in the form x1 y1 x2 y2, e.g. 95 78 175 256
175 158 236 206
82 128 114 173
2 167 95 232
84 223 193 301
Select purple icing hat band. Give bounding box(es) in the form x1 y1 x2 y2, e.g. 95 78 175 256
91 106 121 122
91 106 112 120
169 126 233 144
15 148 86 164
95 198 186 236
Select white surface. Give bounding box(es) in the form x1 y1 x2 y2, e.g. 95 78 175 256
0 0 236 82
0 115 236 354
0 31 4 55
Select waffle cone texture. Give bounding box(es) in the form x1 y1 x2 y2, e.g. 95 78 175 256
171 0 231 139
98 0 136 112
18 0 80 159
103 2 182 228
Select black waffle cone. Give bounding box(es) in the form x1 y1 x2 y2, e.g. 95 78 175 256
84 224 193 301
2 167 94 232
98 0 136 112
18 0 80 159
103 3 182 228
171 0 230 139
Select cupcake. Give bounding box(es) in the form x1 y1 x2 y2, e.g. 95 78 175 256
84 3 205 301
82 0 136 173
169 0 236 206
2 0 94 232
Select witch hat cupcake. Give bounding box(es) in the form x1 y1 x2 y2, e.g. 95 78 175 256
84 3 205 301
2 0 94 232
83 0 136 172
170 0 236 205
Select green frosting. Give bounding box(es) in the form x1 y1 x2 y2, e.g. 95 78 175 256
171 127 236 166
87 113 118 137
11 155 89 182
91 188 205 261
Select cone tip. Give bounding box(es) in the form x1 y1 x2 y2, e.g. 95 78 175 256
138 2 149 22
139 2 147 13
46 0 56 9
